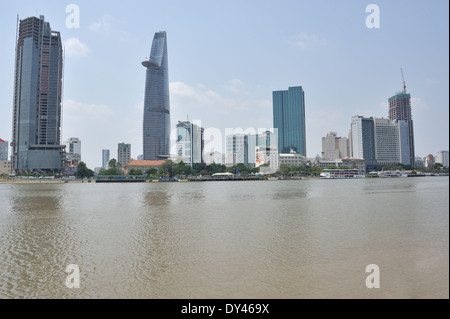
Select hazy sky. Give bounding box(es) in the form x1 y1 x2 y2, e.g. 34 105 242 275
0 0 448 169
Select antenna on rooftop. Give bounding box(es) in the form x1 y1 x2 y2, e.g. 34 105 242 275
401 68 406 93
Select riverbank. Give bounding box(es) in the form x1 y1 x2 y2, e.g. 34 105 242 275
0 179 84 184
1 175 445 184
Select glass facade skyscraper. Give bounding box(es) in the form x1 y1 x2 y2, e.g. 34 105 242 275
226 134 249 167
142 31 171 160
102 149 110 169
273 86 306 156
11 16 65 173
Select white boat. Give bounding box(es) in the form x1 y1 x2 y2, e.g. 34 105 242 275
320 169 366 179
378 170 408 178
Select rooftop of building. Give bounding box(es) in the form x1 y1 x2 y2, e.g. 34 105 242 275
388 92 411 101
125 160 166 166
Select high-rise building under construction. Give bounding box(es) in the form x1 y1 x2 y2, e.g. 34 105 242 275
11 16 65 173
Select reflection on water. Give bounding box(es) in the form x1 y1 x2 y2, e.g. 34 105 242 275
0 177 448 298
144 189 172 207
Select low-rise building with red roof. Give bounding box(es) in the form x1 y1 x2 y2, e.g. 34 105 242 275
124 160 166 175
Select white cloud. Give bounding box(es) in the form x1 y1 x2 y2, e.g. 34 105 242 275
89 15 113 32
64 38 91 57
380 101 389 111
228 78 244 86
169 81 271 120
63 99 114 120
222 78 245 94
62 100 118 168
411 97 428 111
169 81 272 154
424 78 438 86
170 81 197 98
289 32 327 48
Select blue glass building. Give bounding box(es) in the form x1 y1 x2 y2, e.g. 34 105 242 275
142 31 171 160
273 86 306 155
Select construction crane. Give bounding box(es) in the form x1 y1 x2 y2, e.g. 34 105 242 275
401 68 407 93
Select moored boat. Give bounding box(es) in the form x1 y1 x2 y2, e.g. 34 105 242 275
378 170 408 178
320 169 366 179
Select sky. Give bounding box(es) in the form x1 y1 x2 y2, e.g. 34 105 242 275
0 0 448 169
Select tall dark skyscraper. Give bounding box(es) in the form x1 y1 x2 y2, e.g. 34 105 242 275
273 86 306 155
11 16 65 173
388 72 415 166
142 31 171 160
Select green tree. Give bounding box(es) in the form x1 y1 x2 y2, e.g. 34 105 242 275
279 164 291 176
431 163 444 173
101 158 124 175
128 168 143 176
304 165 322 176
102 167 123 175
181 165 192 176
206 163 226 175
108 158 117 169
174 160 192 176
192 163 207 175
145 168 158 176
228 163 253 176
76 162 94 179
159 160 176 177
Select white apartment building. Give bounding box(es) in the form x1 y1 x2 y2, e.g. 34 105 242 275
278 151 307 167
255 146 279 171
204 151 224 165
373 118 400 167
436 150 449 168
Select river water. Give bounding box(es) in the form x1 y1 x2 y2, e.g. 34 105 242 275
0 177 448 298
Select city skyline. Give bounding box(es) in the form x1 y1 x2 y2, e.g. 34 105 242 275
0 1 448 170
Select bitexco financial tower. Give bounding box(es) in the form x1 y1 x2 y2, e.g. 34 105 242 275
142 31 171 161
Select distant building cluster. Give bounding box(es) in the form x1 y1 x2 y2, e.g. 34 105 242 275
322 132 349 161
349 116 411 170
64 137 81 166
435 151 449 168
317 76 428 172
